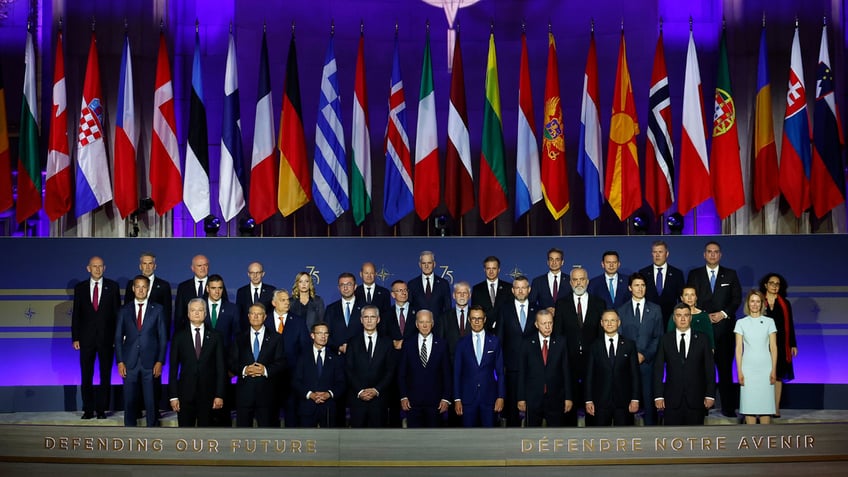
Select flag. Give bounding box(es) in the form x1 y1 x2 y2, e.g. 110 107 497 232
479 32 508 224
645 30 674 217
810 22 846 218
444 29 474 219
113 34 138 219
75 32 112 218
752 25 779 211
709 29 745 220
605 31 641 221
413 30 439 220
350 32 372 226
219 31 246 222
277 31 310 218
0 64 12 213
312 35 349 224
249 31 277 223
150 32 182 215
183 30 210 223
515 32 542 220
575 32 599 220
779 26 812 218
678 30 710 216
17 28 41 223
383 37 414 226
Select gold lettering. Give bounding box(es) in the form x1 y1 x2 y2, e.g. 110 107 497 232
738 437 750 449
58 437 68 450
616 439 626 451
583 439 595 452
806 435 814 447
554 439 565 452
208 439 219 453
291 440 302 453
152 439 164 452
259 439 271 452
306 440 317 453
84 438 94 451
44 437 55 449
136 439 148 452
655 437 667 451
599 439 611 452
245 440 257 453
716 436 726 450
231 440 241 453
568 439 578 453
632 438 642 452
671 438 683 451
768 436 777 448
539 437 550 453
521 439 533 453
98 438 108 450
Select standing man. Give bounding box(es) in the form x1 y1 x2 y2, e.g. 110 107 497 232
116 275 168 427
267 288 311 427
585 310 640 426
206 274 240 350
355 262 392 318
471 256 512 319
169 298 226 427
72 256 121 420
639 240 685 326
453 306 505 427
497 275 538 427
398 310 452 427
517 309 573 427
325 272 363 354
407 251 452 316
529 247 570 310
175 255 218 334
438 281 472 361
617 272 664 425
345 305 396 427
292 322 345 427
381 280 416 349
588 251 631 309
654 303 716 425
686 241 742 418
236 262 276 330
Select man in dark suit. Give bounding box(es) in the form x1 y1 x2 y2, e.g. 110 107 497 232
236 262 276 331
174 254 212 335
617 272 664 425
553 266 604 426
72 256 121 420
266 288 311 427
471 256 512 320
437 281 471 362
529 247 570 310
116 275 168 427
517 309 573 427
229 303 286 427
639 240 685 326
588 250 631 310
355 262 391 318
381 280 416 349
292 322 345 427
169 298 227 427
686 240 741 417
453 306 505 427
654 303 716 425
399 310 452 427
407 250 452 316
585 310 640 426
204 274 239 427
325 272 363 354
345 305 396 427
496 275 538 427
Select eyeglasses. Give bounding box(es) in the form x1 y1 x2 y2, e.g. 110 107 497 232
767 281 780 286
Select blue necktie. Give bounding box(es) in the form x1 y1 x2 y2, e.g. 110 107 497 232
519 304 526 330
253 331 260 361
608 277 616 302
710 270 716 293
656 267 664 295
475 334 483 365
316 349 323 377
345 301 351 325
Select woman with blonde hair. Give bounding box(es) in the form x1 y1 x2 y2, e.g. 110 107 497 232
734 290 777 424
290 272 325 329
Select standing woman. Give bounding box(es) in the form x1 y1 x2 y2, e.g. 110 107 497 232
671 287 715 351
734 290 778 424
291 272 326 329
759 273 797 418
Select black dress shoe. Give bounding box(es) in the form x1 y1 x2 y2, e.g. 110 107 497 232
96 412 107 419
81 412 95 420
721 410 736 418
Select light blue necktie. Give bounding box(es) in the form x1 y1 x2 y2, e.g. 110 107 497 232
519 304 526 330
253 331 260 361
475 334 483 365
710 270 716 293
608 277 616 302
345 301 351 325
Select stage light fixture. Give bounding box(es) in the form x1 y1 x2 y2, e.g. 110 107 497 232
667 213 684 235
238 217 256 237
632 213 649 234
203 215 221 237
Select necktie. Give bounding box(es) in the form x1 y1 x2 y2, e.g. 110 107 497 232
679 333 686 359
552 275 559 300
577 298 583 324
635 302 642 323
316 349 323 377
211 303 218 328
519 304 526 330
254 287 260 304
475 334 483 365
366 287 372 304
197 280 204 297
92 282 100 311
608 337 615 361
489 283 496 306
278 316 285 334
425 277 432 298
345 301 351 325
253 331 261 361
710 270 716 292
459 308 466 336
367 335 374 360
136 303 143 330
656 267 664 296
542 338 548 365
420 337 428 367
194 328 202 358
608 277 616 302
398 307 406 335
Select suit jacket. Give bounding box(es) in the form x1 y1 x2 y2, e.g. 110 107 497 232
639 263 685 323
398 334 452 407
553 293 605 375
124 276 172 334
471 279 512 319
115 301 168 369
381 304 417 343
292 347 345 415
686 266 742 320
229 327 286 407
205 300 240 351
266 312 311 371
72 278 122 347
528 273 570 310
437 308 469 364
496 301 539 373
617 300 664 364
588 274 631 310
653 330 715 408
453 332 505 406
407 274 452 316
325 299 364 352
516 334 572 406
345 333 396 400
236 283 276 329
174 278 206 335
585 335 641 408
355 283 392 317
168 326 227 404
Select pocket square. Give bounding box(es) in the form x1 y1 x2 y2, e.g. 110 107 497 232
487 350 494 354
720 283 730 287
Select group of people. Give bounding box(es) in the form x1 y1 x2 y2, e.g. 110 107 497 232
70 240 797 428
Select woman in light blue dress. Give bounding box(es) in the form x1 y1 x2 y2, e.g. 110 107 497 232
734 290 777 424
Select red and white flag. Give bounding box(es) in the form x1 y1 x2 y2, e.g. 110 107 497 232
149 32 182 215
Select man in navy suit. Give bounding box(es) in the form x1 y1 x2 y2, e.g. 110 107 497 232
266 288 311 427
437 281 471 361
529 247 570 309
517 309 573 427
236 262 276 330
497 275 538 427
639 240 685 327
325 272 363 354
407 251 452 316
174 255 228 335
471 256 512 320
381 280 416 349
72 256 122 419
453 306 505 427
585 310 641 426
205 274 240 349
169 298 226 427
617 272 664 425
686 241 742 418
588 251 631 310
355 262 392 318
654 303 716 425
345 305 396 427
399 310 452 427
116 275 168 427
292 322 345 427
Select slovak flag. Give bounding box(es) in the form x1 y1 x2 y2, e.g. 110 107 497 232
778 26 812 217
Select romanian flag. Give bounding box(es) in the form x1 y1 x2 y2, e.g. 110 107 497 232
752 25 779 211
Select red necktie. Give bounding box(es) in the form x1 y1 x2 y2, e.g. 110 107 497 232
577 298 583 324
92 281 100 311
136 303 143 330
398 308 406 335
542 339 549 365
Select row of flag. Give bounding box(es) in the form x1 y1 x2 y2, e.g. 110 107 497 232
1 21 844 228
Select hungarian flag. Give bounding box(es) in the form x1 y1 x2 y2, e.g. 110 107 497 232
645 30 674 217
810 22 845 218
752 25 779 211
219 31 246 222
515 32 542 221
113 34 138 219
351 32 372 226
575 31 598 220
183 30 211 223
605 31 641 221
444 29 473 219
251 31 278 223
479 32 508 224
678 30 710 216
709 29 745 220
276 31 309 218
413 30 439 220
779 26 812 218
150 32 182 216
383 37 414 226
0 64 11 213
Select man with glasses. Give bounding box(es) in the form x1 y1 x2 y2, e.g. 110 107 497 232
346 305 395 427
529 248 570 310
236 262 276 331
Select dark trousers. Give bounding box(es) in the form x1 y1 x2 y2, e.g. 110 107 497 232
349 397 386 427
406 404 444 428
640 362 657 425
460 401 497 427
504 371 522 427
123 364 156 427
663 402 706 425
300 401 336 428
526 394 565 427
236 404 275 427
713 320 738 413
79 343 114 414
593 406 635 426
177 399 214 427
